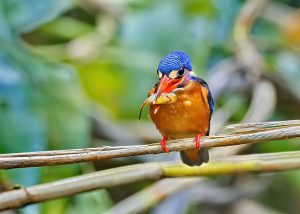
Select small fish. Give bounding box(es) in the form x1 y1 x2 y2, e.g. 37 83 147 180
139 92 177 120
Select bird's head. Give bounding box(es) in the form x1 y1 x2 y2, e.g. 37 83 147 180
154 50 195 101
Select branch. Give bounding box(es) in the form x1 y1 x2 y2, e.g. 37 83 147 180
0 120 299 169
226 119 300 132
2 151 300 211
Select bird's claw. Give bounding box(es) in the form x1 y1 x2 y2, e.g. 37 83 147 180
161 137 169 153
195 134 202 151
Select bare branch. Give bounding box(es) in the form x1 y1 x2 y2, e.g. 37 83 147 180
0 121 299 169
226 119 300 132
2 151 300 211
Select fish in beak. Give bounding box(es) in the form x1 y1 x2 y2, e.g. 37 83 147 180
153 75 181 114
153 75 181 103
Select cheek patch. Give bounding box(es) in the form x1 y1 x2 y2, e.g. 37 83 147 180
157 71 163 79
168 70 179 79
190 71 197 77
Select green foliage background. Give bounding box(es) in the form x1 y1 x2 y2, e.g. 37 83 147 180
0 0 300 213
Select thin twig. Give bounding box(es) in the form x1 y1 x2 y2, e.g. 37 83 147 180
1 151 300 211
0 122 299 169
226 119 300 132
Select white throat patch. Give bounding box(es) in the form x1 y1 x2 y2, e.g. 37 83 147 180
190 71 197 77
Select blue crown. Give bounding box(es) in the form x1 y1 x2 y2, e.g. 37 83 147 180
158 50 192 74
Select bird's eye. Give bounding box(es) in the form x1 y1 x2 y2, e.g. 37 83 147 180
157 70 163 79
177 68 185 77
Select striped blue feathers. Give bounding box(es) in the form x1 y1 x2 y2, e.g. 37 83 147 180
158 50 192 74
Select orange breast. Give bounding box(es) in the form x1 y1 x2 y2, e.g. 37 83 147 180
149 81 210 140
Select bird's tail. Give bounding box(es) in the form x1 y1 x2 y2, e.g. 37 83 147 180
180 148 209 166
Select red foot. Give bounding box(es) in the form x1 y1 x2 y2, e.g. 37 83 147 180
195 134 202 151
160 136 169 153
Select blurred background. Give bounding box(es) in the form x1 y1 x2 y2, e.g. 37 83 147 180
0 0 300 213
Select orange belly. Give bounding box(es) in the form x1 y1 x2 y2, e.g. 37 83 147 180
149 81 210 139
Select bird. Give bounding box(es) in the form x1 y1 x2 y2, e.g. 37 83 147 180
142 50 214 166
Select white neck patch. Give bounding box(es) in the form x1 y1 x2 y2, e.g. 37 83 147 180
189 71 197 77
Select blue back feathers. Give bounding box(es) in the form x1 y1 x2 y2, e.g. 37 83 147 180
158 50 192 74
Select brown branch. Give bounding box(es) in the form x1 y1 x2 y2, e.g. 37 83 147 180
2 151 300 211
0 121 299 169
226 119 300 132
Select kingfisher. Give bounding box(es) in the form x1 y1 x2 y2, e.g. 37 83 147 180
140 50 214 166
